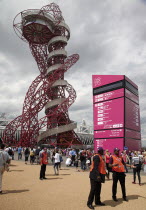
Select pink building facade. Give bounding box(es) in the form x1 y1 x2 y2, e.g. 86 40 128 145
92 75 141 153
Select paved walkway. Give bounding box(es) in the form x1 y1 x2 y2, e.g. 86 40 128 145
0 160 146 210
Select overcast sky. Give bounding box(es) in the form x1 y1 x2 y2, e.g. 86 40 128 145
1 0 146 142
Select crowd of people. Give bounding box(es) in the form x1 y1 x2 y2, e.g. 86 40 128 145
3 146 146 183
1 145 146 175
0 143 146 207
65 148 146 177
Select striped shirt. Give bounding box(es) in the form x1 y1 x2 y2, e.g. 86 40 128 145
132 156 140 165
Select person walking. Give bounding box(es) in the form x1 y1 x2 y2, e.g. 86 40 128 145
105 149 111 179
24 147 30 164
35 147 41 164
7 146 14 160
69 149 76 166
18 146 22 160
122 151 130 173
87 149 93 169
0 144 10 194
87 147 106 209
128 150 132 165
40 148 48 180
59 151 63 170
80 150 87 171
30 148 35 164
109 148 132 202
132 151 142 185
54 149 60 175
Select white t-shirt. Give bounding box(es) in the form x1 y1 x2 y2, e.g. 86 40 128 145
66 157 71 166
54 153 60 163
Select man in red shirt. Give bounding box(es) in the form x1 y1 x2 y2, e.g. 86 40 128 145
40 148 48 180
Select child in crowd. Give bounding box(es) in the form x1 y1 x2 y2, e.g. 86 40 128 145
65 156 71 167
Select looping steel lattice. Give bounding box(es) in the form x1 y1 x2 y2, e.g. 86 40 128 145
3 3 82 147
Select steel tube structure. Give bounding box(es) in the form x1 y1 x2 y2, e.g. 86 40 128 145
3 3 81 147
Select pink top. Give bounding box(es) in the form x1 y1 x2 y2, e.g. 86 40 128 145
122 154 127 163
105 154 110 163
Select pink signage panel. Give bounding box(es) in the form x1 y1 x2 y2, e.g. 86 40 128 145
125 138 141 151
125 89 139 104
93 88 124 103
125 98 140 131
94 138 124 154
92 75 124 88
94 129 124 138
93 98 124 130
125 129 141 139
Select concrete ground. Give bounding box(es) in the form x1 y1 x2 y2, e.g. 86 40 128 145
0 160 146 210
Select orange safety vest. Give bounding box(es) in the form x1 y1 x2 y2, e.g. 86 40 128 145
111 155 125 172
41 152 48 165
90 154 106 174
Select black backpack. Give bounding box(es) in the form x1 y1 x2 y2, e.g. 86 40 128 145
8 148 13 156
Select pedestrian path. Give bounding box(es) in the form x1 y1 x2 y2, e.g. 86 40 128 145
0 160 146 210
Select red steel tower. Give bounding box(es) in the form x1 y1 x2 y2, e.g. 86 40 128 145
3 3 81 147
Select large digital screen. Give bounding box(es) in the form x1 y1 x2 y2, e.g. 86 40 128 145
94 138 124 154
93 88 124 103
125 98 140 131
92 75 124 88
94 129 124 138
125 138 141 151
93 97 124 130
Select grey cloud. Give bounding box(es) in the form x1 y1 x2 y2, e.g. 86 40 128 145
1 0 146 141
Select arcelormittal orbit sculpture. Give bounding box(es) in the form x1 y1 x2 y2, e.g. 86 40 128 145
3 3 81 147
